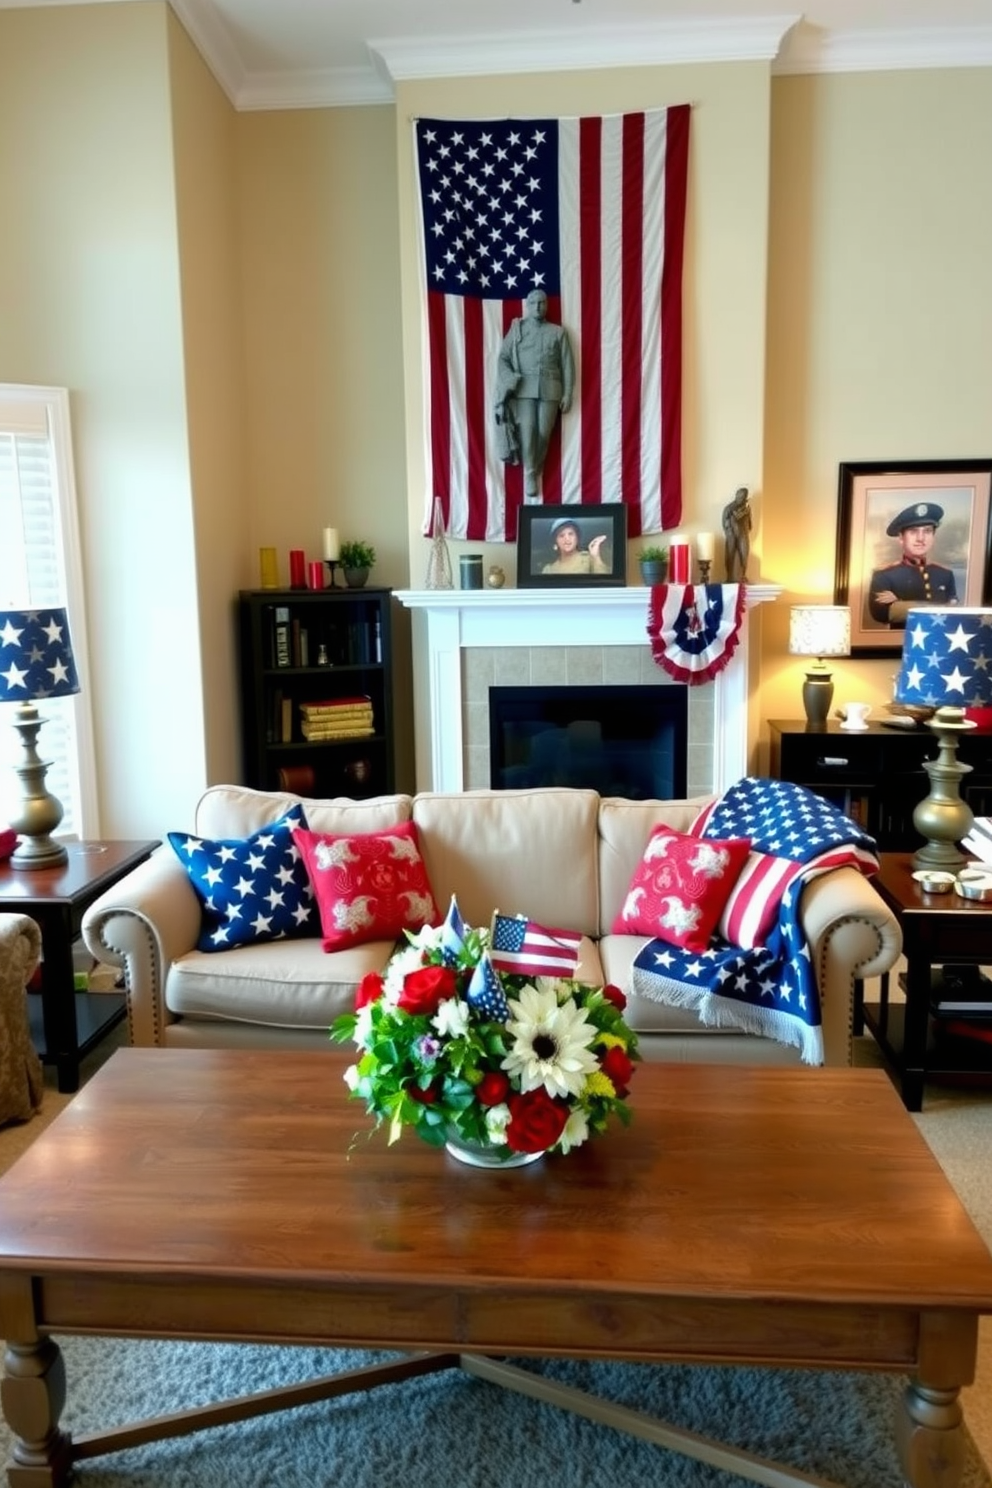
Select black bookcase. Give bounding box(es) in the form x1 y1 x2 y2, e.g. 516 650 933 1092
238 587 397 799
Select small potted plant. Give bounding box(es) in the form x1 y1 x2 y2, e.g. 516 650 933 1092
339 539 377 589
638 544 668 585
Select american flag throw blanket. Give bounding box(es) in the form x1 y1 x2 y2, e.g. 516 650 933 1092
631 777 879 1064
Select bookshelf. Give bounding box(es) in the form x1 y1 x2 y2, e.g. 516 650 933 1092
238 587 397 799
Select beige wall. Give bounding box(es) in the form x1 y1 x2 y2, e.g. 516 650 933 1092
168 10 246 788
236 107 407 585
761 69 992 761
0 2 204 837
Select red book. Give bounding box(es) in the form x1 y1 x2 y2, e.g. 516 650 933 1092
940 1019 992 1046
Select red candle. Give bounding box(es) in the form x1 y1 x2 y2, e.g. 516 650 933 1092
289 549 306 588
307 559 325 590
668 541 690 583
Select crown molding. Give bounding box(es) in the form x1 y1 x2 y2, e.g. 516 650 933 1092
776 23 992 74
237 66 394 111
369 16 799 85
52 2 992 112
169 0 246 102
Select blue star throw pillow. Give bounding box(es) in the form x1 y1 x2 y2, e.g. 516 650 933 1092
168 805 317 952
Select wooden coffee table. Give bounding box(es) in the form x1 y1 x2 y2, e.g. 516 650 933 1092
2 1050 992 1488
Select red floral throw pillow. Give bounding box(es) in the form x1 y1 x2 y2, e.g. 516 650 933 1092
293 820 439 952
612 827 751 953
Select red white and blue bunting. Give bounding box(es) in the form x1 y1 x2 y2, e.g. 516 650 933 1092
647 583 746 685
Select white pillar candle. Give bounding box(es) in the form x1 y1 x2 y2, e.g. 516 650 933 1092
322 527 340 561
696 531 715 562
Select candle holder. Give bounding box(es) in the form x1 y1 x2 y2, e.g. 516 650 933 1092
324 559 341 589
698 559 712 584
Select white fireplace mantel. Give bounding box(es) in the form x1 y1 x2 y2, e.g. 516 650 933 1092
396 586 781 794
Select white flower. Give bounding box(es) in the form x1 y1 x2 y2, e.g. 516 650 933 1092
558 1108 589 1154
484 1103 511 1144
343 1062 361 1091
382 941 429 1004
501 983 600 1100
353 1003 375 1047
432 996 470 1040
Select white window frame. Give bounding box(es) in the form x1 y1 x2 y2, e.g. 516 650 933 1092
0 384 99 840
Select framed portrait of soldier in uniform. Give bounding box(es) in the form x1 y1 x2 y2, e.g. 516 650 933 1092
834 459 992 656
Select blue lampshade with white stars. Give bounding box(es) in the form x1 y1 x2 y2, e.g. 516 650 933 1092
894 607 992 718
0 609 80 706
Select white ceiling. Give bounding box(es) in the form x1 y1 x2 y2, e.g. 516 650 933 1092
7 0 992 108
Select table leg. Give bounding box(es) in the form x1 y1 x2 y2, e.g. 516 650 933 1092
900 954 931 1112
1 1339 73 1488
32 909 81 1095
897 1380 966 1488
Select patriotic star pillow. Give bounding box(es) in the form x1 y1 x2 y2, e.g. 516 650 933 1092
293 820 439 952
612 826 751 953
168 805 316 952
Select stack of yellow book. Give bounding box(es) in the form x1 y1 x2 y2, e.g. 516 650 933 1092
300 696 375 741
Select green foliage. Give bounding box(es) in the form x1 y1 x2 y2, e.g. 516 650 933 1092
639 544 669 562
331 920 640 1158
339 539 377 570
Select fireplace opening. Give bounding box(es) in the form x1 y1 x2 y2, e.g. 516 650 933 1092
489 685 688 799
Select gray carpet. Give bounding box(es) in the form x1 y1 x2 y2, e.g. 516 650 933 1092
1 1335 989 1487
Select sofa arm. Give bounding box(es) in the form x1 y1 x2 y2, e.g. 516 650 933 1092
798 867 903 1065
82 847 201 1048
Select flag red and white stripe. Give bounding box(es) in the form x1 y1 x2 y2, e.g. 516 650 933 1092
414 107 690 542
490 913 583 980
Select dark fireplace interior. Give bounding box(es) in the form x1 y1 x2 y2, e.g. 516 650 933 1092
489 685 688 800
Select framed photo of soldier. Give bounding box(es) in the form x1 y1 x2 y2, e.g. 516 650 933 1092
517 504 628 589
834 459 992 656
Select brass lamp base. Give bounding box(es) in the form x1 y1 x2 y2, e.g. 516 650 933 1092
7 703 68 870
912 709 976 869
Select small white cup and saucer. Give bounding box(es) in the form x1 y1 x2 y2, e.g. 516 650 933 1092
839 702 872 731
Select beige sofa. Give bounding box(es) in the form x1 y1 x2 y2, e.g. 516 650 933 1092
82 784 902 1067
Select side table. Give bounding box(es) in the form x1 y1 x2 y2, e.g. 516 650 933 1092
861 852 992 1111
0 840 157 1093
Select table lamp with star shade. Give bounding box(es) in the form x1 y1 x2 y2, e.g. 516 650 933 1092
0 608 81 868
893 606 992 867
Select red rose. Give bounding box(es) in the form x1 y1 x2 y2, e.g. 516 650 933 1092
355 972 384 1009
506 1088 569 1154
599 1045 635 1097
476 1071 510 1107
397 964 458 1016
410 1083 440 1105
602 983 627 1011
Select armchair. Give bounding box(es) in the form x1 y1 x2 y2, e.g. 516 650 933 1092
0 913 44 1125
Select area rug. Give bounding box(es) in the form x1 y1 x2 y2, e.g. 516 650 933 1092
2 1337 989 1488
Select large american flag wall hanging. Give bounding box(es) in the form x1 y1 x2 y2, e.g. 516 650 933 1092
414 106 691 543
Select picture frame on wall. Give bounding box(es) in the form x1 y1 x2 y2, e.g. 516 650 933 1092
834 459 992 657
517 504 628 589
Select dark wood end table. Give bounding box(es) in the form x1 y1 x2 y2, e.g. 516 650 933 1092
0 839 158 1092
861 852 992 1111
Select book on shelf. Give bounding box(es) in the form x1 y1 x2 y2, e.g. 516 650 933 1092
273 606 291 668
301 695 373 712
281 696 293 743
301 724 375 741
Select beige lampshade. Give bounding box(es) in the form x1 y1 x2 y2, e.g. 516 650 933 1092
788 605 851 659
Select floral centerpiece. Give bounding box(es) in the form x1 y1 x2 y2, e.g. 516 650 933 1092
332 898 639 1166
